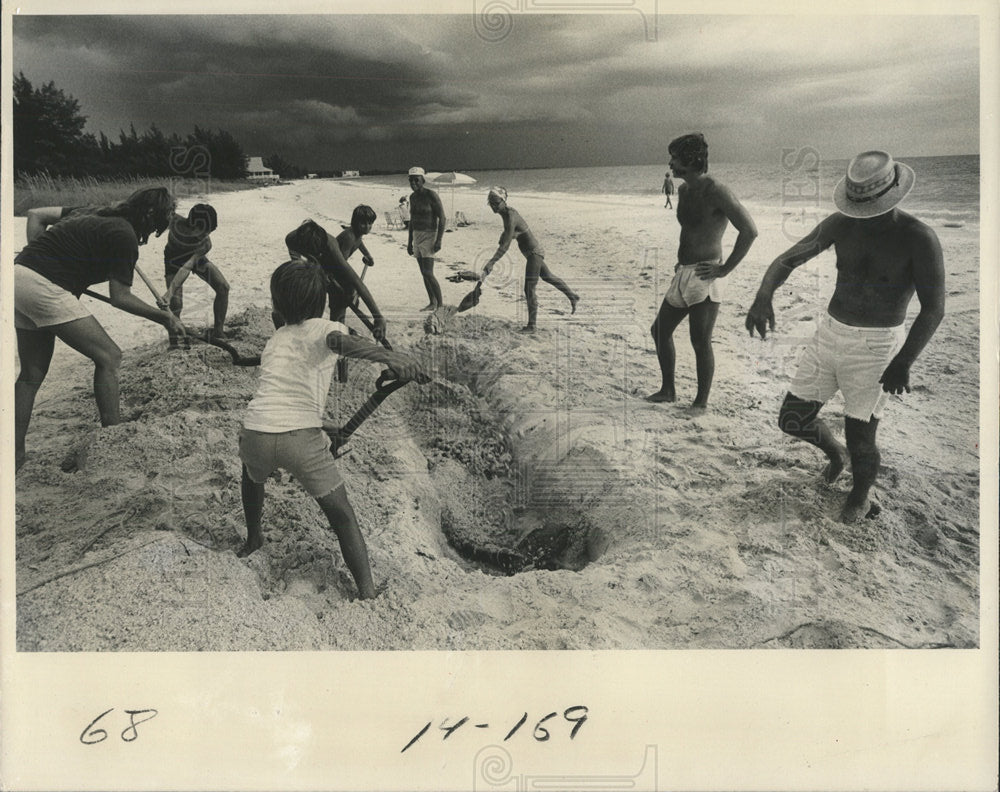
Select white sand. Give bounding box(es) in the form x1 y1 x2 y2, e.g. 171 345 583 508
13 178 981 650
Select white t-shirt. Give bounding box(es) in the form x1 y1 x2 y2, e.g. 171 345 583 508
242 318 348 432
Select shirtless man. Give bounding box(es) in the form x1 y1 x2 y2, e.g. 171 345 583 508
406 166 446 310
745 151 945 523
481 186 578 332
648 133 757 409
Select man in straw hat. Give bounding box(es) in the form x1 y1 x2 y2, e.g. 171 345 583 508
406 166 446 311
745 150 945 523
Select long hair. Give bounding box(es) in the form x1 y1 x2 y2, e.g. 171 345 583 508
270 259 327 325
668 133 709 174
285 219 331 263
97 186 175 244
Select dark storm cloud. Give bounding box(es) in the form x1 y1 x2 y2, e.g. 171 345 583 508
12 13 980 170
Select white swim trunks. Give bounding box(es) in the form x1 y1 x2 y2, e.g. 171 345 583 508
789 314 906 421
410 229 438 258
14 265 92 330
665 261 722 308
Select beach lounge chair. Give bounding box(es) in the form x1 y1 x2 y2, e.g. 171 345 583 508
384 207 404 230
455 211 473 227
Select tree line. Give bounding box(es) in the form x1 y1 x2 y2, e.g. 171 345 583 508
13 72 309 180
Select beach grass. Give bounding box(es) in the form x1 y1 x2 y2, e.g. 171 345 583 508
13 173 261 216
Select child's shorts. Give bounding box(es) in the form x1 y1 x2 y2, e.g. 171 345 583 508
239 427 344 499
665 261 722 308
788 314 906 422
14 265 92 330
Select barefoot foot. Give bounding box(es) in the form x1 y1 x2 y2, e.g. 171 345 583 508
569 294 579 314
822 446 850 484
839 491 877 523
237 535 263 557
645 389 676 403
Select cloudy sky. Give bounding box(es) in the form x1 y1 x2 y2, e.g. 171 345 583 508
11 11 981 172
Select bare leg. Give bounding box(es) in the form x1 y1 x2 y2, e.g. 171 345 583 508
239 465 265 556
688 299 720 409
202 262 230 337
51 315 123 427
537 256 578 314
778 393 849 483
316 485 376 599
14 328 56 470
166 278 184 347
330 305 350 383
647 298 688 402
417 257 442 310
522 253 542 330
841 416 880 522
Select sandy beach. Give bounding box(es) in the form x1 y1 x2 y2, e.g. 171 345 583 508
12 177 981 651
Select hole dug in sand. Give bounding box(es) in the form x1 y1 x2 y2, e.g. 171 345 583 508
403 330 615 576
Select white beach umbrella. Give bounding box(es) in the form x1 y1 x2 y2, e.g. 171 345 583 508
428 171 477 214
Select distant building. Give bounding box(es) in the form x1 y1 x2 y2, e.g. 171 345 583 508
306 173 318 179
342 170 360 178
245 156 279 182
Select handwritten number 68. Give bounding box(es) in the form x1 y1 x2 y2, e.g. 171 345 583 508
80 708 159 744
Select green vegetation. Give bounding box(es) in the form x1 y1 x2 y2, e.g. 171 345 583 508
13 173 259 217
12 71 308 193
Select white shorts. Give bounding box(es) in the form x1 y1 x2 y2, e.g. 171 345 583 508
411 229 437 258
14 265 92 330
665 261 721 308
789 314 906 421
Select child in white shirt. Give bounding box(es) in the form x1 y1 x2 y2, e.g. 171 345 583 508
238 259 425 599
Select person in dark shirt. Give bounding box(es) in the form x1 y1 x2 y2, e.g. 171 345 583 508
162 203 228 348
14 186 185 470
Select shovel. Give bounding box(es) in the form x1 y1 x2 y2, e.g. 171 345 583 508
132 264 264 366
328 370 411 457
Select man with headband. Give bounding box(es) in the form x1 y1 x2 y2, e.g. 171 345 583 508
406 166 446 311
481 186 578 332
746 151 945 523
648 132 758 410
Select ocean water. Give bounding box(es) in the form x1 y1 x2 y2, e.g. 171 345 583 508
355 154 979 227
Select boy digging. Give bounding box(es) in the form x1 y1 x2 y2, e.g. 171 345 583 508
238 259 426 599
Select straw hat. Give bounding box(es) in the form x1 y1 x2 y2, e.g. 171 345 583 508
833 151 915 218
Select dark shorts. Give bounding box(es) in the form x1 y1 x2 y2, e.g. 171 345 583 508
165 257 212 282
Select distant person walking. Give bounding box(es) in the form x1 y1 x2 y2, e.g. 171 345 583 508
14 187 185 470
648 133 757 410
480 186 578 333
406 167 446 311
662 172 674 208
745 150 945 523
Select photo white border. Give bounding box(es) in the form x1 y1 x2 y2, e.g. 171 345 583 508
2 1 996 789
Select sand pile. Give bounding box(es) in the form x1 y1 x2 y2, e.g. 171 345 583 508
13 180 982 651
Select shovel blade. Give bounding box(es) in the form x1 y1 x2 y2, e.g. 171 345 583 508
457 282 482 312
